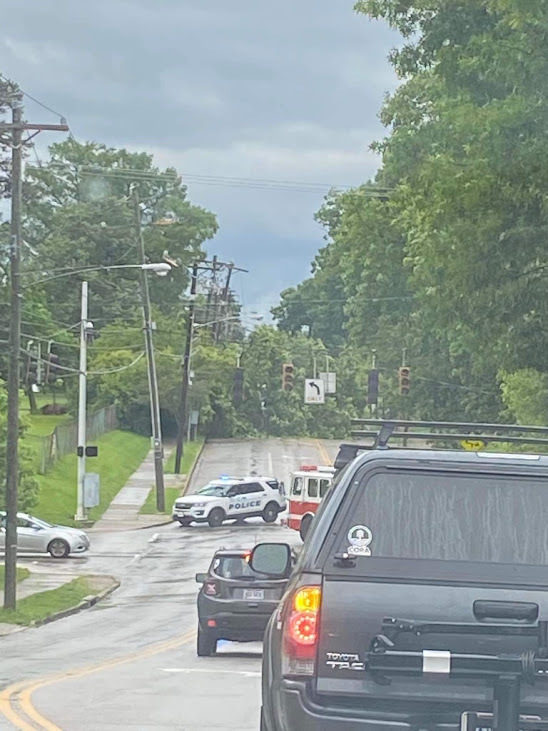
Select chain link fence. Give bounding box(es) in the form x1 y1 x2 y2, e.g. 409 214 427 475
28 405 118 474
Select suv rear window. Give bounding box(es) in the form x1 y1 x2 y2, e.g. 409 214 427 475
211 555 269 580
338 470 548 566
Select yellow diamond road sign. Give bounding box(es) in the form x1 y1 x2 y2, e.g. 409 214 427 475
461 439 487 451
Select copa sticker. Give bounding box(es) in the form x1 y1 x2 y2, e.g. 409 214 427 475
347 525 372 556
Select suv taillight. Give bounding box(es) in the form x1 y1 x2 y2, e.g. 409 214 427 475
282 585 321 677
204 580 219 596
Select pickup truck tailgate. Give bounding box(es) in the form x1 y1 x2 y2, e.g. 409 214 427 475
317 573 548 710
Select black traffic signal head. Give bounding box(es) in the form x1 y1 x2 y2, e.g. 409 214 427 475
233 366 244 404
25 353 38 386
46 353 60 383
367 368 379 405
282 363 295 392
398 366 411 395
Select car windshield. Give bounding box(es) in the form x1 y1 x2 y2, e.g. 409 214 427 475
198 483 232 497
212 556 270 581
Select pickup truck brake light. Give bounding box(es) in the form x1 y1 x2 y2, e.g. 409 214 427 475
283 585 321 677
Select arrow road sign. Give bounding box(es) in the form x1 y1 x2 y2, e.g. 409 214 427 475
305 378 325 404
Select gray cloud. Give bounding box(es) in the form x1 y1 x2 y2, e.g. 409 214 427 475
2 0 399 315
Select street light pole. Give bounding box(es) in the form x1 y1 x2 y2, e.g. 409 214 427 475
4 98 23 611
132 187 165 511
75 281 88 521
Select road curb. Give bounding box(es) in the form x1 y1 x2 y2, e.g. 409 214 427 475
32 576 121 628
181 439 206 497
0 576 121 637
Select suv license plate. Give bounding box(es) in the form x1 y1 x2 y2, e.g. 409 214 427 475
461 713 545 731
244 589 264 601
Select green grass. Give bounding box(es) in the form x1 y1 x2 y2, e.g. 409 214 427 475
0 566 31 584
26 413 71 437
0 577 93 625
34 430 150 526
140 487 180 515
165 438 204 474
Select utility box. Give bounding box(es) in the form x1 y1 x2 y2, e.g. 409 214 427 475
83 473 100 508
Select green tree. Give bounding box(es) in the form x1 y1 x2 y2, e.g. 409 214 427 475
0 382 39 511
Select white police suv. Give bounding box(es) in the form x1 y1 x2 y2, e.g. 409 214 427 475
172 476 286 527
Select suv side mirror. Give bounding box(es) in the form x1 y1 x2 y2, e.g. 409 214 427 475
195 572 208 583
250 543 292 578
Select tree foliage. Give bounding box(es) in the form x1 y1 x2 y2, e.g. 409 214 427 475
273 0 548 425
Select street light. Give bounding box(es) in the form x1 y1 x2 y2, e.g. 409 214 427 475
74 261 170 521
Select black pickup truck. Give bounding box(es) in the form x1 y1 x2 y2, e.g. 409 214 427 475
253 421 548 731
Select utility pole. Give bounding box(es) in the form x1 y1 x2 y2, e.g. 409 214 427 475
214 262 234 342
75 281 88 521
2 84 68 609
4 99 23 611
174 262 198 474
132 187 165 512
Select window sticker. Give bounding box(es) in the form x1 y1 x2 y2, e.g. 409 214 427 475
347 525 372 556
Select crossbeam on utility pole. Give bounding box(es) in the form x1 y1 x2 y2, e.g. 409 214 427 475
2 81 69 610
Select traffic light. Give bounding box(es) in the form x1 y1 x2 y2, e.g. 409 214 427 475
367 369 379 405
398 366 411 395
46 353 60 384
233 367 244 404
282 363 295 392
24 353 38 387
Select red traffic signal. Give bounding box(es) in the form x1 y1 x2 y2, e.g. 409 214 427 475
282 363 295 392
398 366 411 395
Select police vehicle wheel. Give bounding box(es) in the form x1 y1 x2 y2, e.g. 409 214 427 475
197 626 217 656
208 508 225 528
299 515 312 541
262 502 278 524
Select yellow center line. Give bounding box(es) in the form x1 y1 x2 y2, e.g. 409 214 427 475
314 439 333 467
0 629 196 731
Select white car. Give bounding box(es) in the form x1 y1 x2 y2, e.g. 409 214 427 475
0 512 91 558
172 476 286 527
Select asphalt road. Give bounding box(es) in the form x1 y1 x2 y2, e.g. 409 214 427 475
0 437 337 731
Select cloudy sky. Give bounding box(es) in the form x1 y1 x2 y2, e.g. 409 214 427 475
2 0 400 316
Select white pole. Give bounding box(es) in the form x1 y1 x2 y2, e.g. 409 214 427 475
76 281 88 521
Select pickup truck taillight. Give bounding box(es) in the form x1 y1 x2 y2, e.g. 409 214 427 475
282 585 321 677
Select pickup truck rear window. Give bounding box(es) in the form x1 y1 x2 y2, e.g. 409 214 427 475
339 470 548 565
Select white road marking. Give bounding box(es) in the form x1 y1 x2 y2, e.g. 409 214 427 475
161 668 261 677
128 552 142 565
149 533 160 543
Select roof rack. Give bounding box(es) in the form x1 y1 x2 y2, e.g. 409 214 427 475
333 419 548 472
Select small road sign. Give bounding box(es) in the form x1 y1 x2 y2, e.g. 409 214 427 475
460 439 487 451
319 371 337 394
305 378 325 404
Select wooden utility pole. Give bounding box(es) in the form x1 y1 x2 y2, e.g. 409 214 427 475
132 186 165 511
1 82 68 609
174 262 198 474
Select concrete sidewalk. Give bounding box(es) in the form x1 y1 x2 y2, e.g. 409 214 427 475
91 445 185 532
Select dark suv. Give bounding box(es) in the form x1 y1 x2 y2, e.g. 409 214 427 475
195 548 289 656
252 425 548 731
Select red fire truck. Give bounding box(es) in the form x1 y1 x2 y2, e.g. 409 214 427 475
286 465 336 540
